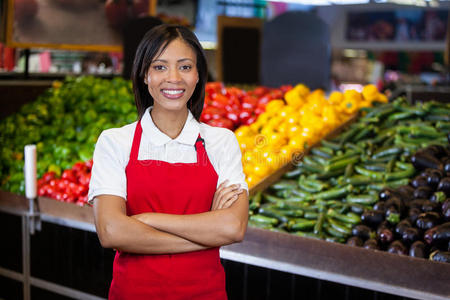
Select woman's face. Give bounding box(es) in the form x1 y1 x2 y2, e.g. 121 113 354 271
145 38 199 114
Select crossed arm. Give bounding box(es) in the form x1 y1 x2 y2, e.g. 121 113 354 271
93 182 248 254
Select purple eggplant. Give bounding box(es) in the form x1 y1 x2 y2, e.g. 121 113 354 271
416 212 441 230
363 239 379 250
408 207 422 224
378 188 398 201
430 191 446 203
424 226 439 245
387 240 408 255
431 222 450 249
346 236 364 247
402 227 421 245
385 196 404 214
409 241 426 258
396 185 415 201
421 200 439 212
377 227 394 245
437 178 450 197
429 250 450 263
361 210 385 228
413 186 433 199
395 219 412 237
411 176 429 188
411 152 443 171
373 201 386 212
351 224 374 241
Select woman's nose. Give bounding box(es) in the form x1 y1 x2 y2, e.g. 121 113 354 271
167 68 181 82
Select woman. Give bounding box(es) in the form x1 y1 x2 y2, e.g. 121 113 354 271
88 24 249 299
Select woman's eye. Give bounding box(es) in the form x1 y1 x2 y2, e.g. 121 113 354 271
153 65 166 71
180 65 192 71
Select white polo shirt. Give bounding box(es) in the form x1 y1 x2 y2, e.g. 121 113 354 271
88 107 248 203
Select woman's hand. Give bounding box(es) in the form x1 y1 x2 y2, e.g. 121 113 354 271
211 180 244 211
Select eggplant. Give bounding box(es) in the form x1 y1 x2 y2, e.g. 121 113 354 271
378 188 398 202
424 226 439 245
444 158 450 173
430 191 446 203
429 250 450 263
411 176 429 188
416 212 441 230
361 210 385 228
425 145 447 159
346 236 364 247
385 207 400 225
373 201 386 212
444 205 450 222
396 185 415 201
421 200 439 212
443 199 450 212
426 169 443 188
408 207 422 224
411 152 443 171
432 222 450 248
363 239 379 250
409 241 426 258
408 198 427 209
387 240 408 255
402 227 421 245
377 227 394 244
437 177 450 197
413 186 433 199
385 196 404 214
395 219 412 237
351 224 374 241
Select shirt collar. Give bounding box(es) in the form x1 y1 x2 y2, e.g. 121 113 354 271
141 107 200 147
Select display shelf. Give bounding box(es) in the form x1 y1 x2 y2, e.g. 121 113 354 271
1 190 449 300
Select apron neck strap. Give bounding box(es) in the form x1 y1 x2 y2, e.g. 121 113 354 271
130 120 143 162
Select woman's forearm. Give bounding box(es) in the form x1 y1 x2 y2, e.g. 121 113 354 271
93 195 209 254
133 194 249 247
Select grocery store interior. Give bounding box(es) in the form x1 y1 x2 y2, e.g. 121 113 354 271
0 0 449 299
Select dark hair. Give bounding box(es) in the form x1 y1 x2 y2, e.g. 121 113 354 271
131 24 208 121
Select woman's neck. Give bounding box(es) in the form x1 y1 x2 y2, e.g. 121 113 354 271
150 106 189 139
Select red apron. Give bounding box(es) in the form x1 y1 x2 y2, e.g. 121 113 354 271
108 120 227 300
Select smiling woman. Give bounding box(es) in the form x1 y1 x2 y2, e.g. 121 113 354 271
88 24 249 300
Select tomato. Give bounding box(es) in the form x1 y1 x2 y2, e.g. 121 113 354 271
257 95 271 108
280 85 293 93
269 89 284 100
226 112 239 126
62 169 77 183
207 118 234 130
72 161 87 174
253 86 270 98
205 82 224 95
42 171 56 183
239 109 253 124
244 116 257 126
210 93 229 108
201 106 225 123
78 173 91 187
254 107 265 116
242 96 258 110
84 159 93 171
37 178 46 188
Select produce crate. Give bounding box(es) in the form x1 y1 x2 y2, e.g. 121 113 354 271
1 190 449 300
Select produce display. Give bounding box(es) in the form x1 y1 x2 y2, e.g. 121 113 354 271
0 77 289 203
237 84 388 187
348 144 449 262
201 82 290 130
0 76 136 196
37 160 93 206
248 98 450 253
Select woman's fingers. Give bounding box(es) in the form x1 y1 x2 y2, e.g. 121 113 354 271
222 194 240 209
211 180 229 210
216 187 243 209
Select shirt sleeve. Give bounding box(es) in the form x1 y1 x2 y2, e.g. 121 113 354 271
217 130 249 193
88 130 128 204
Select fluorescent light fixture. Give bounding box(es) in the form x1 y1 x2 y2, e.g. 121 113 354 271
266 0 331 5
330 0 370 4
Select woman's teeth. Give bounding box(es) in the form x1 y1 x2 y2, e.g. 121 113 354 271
163 89 183 95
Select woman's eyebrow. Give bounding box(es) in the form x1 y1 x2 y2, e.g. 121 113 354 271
152 58 194 63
